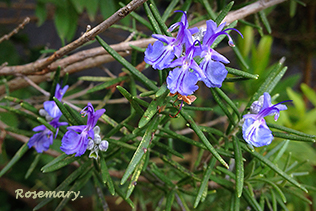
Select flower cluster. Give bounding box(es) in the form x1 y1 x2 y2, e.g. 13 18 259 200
242 92 290 147
28 84 68 153
144 11 242 98
60 103 108 158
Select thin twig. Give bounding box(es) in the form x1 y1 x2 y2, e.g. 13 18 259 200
0 0 149 75
17 74 50 96
0 17 30 43
0 62 8 71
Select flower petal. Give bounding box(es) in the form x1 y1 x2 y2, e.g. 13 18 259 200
242 118 273 147
200 60 228 88
60 130 89 156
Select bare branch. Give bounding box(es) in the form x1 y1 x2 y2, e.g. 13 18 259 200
0 0 148 76
0 17 30 43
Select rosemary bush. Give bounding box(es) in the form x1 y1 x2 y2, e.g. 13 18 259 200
0 0 315 210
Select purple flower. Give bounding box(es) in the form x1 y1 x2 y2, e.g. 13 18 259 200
242 93 290 147
60 103 105 157
198 20 242 88
43 84 69 119
28 117 68 153
167 37 206 96
144 11 198 70
28 125 53 153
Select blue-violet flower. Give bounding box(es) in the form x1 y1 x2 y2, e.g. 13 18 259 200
28 117 68 153
60 103 105 157
242 92 290 147
144 11 198 70
43 83 69 119
198 20 242 88
167 38 206 96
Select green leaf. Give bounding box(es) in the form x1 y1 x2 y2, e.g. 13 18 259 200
201 0 216 20
282 187 312 204
121 116 159 184
272 140 290 163
159 128 207 150
100 157 115 195
100 0 116 19
5 127 33 137
244 57 286 115
215 1 234 25
0 105 37 122
301 83 316 107
231 191 240 211
0 143 29 177
233 137 244 198
117 85 144 115
194 157 216 208
144 2 162 34
267 122 315 138
162 0 180 22
210 88 235 125
53 97 77 126
35 2 47 26
41 155 80 173
253 178 286 203
252 35 273 75
231 45 249 70
180 109 229 168
138 86 168 128
160 155 200 181
54 2 78 42
289 0 297 17
258 10 271 34
54 167 93 211
119 2 152 31
64 103 86 125
165 190 176 211
69 0 85 13
272 132 315 143
242 187 262 211
150 163 175 187
87 76 128 93
152 140 183 159
36 117 57 134
41 153 69 171
265 66 287 94
114 183 135 209
25 153 42 179
126 156 146 198
214 87 241 119
20 101 39 114
155 84 168 97
244 160 256 180
50 67 61 100
149 0 172 36
85 0 98 21
182 106 213 111
33 160 92 210
241 143 308 193
96 36 158 91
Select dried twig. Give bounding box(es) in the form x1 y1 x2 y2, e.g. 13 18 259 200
0 0 148 76
0 17 30 43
